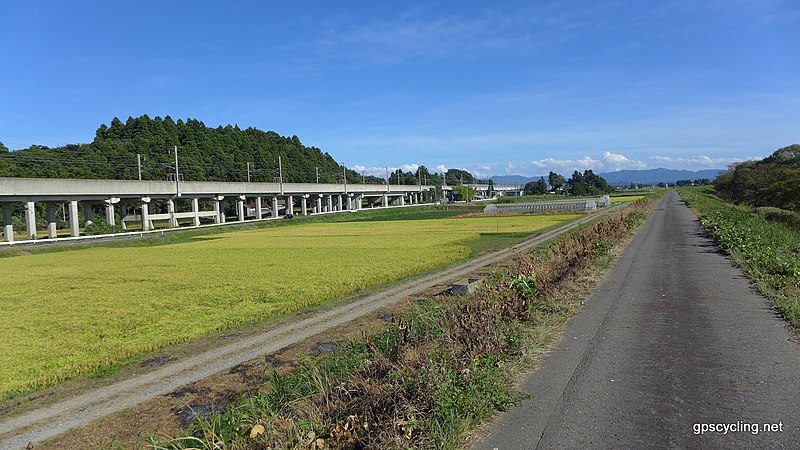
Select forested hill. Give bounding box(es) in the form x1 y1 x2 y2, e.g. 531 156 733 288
714 144 800 212
0 115 382 183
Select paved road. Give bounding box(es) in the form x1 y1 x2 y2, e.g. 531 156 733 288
0 206 623 450
477 190 800 449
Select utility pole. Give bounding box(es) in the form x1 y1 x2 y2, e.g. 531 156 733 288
278 155 284 194
173 145 180 197
316 166 319 184
385 166 389 188
342 164 347 193
247 162 251 183
137 153 142 181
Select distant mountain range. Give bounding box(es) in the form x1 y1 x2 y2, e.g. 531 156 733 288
490 168 724 187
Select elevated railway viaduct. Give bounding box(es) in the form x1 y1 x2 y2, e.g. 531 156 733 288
0 177 434 243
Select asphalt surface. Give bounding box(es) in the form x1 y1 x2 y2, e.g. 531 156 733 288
477 190 800 449
0 205 622 450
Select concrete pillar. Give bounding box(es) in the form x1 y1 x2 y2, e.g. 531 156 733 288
382 194 389 207
347 194 353 211
141 198 151 231
192 198 201 226
119 201 128 230
104 200 116 227
316 195 323 214
301 195 308 215
255 196 263 220
83 203 94 227
25 201 37 239
69 200 80 237
213 196 224 224
286 195 294 215
354 194 362 210
2 203 13 243
399 195 405 207
167 198 178 227
326 195 333 212
237 195 246 222
46 203 57 239
271 196 279 218
337 195 343 212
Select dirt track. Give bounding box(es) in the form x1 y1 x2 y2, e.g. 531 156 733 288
0 206 622 449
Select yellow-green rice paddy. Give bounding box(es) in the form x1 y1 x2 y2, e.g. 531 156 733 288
610 195 645 203
0 214 577 397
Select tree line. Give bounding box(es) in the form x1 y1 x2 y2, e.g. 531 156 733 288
714 144 800 212
523 170 614 196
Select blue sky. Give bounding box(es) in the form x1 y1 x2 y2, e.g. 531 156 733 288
1 1 798 178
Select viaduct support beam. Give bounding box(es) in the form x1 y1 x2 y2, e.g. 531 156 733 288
337 195 343 212
2 203 13 243
255 196 263 220
399 195 405 207
69 200 80 237
237 195 246 222
46 202 57 239
25 201 37 239
213 196 224 224
301 195 308 215
316 195 322 214
271 197 279 218
141 197 151 231
347 194 353 211
382 194 389 208
326 195 333 212
167 198 178 227
192 198 201 227
286 195 294 215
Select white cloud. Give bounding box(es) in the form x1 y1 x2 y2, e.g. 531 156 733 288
435 164 448 173
505 161 516 173
352 165 389 177
528 151 647 174
399 163 420 173
649 155 761 169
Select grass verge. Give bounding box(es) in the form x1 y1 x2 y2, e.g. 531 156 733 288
678 186 800 327
150 196 657 449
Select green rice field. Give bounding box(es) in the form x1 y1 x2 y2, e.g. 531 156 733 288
0 213 577 397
